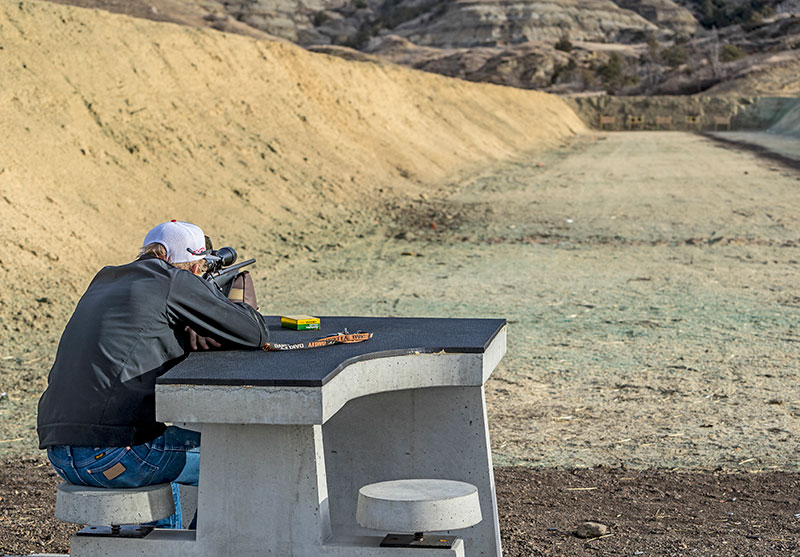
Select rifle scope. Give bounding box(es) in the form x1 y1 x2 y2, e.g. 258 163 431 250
205 247 237 273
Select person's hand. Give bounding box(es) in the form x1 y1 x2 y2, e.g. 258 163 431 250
185 326 222 351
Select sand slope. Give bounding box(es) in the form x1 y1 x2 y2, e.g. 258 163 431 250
0 0 585 349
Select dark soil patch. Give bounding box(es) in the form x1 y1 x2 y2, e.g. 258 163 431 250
495 467 800 556
0 457 78 556
2 458 798 555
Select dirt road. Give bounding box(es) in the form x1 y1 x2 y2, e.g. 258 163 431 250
5 131 796 469
3 131 797 467
260 131 800 471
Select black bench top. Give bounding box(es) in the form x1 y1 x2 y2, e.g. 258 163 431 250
157 316 506 387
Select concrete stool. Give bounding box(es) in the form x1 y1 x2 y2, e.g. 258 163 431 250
55 482 175 537
356 479 481 548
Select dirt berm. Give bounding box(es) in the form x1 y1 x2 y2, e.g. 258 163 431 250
0 0 586 453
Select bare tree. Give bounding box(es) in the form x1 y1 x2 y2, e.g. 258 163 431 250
709 27 721 79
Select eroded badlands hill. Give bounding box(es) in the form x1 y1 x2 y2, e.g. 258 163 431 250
0 0 585 350
43 0 800 96
223 0 698 46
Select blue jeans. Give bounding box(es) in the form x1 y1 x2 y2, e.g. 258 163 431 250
47 426 200 529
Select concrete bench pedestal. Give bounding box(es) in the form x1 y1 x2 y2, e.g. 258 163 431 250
55 482 174 537
357 479 481 550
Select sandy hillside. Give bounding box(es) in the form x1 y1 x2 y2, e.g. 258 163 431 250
0 0 585 453
0 0 584 345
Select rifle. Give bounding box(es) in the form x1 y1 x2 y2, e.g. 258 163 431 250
201 246 255 296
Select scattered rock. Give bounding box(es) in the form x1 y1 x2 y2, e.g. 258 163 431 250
576 521 608 538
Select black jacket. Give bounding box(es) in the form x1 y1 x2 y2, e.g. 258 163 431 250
37 256 269 448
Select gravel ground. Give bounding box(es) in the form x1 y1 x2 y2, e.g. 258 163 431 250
261 131 800 471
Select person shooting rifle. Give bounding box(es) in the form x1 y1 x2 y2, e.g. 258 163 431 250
37 220 268 529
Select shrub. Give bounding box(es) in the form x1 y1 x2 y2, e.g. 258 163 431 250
700 0 776 29
661 44 688 68
550 58 577 84
597 53 623 86
721 43 745 62
312 11 329 27
596 53 638 91
343 23 379 49
646 33 659 60
580 67 599 88
741 12 763 31
379 0 439 29
555 35 573 53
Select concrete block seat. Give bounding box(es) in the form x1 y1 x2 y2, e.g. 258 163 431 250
356 479 481 548
55 482 175 535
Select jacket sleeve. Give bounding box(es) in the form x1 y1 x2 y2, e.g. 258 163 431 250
166 269 269 349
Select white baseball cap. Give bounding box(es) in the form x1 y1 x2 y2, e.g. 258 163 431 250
143 220 207 264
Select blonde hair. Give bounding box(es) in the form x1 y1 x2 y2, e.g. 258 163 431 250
139 242 208 273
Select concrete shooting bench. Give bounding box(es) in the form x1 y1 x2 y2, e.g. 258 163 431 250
63 316 506 556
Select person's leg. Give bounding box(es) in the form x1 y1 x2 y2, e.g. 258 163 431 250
46 428 201 529
170 436 200 529
131 426 201 528
154 426 201 485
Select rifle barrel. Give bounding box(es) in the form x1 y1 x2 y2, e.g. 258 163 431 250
211 258 256 279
